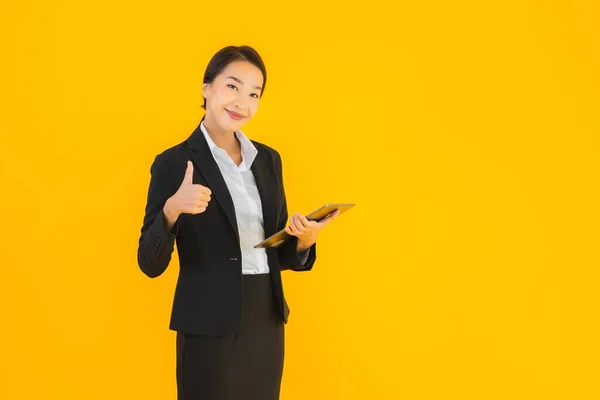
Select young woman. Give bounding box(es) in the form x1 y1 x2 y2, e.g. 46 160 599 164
137 45 338 400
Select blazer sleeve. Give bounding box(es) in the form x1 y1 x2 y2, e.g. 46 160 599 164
137 154 180 278
273 150 317 272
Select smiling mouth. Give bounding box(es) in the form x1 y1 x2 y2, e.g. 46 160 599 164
225 109 246 120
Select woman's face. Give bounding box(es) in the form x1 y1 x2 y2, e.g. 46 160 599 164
202 60 264 133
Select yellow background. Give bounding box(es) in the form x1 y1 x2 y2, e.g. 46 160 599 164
1 0 599 399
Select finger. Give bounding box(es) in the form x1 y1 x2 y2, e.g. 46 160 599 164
286 216 296 234
194 191 211 202
290 223 301 235
289 216 305 235
183 161 194 185
285 226 300 237
297 214 311 227
291 215 305 232
320 210 341 226
194 184 212 196
192 205 207 214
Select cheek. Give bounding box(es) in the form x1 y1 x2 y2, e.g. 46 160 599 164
248 101 260 116
208 89 233 109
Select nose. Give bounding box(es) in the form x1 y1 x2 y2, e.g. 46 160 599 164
234 95 249 111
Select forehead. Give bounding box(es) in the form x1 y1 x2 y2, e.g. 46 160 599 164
219 60 264 87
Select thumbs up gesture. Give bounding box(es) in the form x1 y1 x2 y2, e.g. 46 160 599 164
163 161 212 228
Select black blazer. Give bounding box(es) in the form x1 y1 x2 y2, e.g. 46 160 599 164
137 121 317 336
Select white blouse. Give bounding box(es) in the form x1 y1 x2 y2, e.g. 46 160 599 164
200 122 307 275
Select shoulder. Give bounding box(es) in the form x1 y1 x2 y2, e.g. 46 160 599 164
251 139 282 164
154 140 189 165
146 140 189 183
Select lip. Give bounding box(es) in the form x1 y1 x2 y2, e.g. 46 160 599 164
225 109 246 121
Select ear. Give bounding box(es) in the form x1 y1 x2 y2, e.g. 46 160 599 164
201 83 210 98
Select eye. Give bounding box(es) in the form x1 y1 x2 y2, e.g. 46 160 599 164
227 84 238 91
250 93 259 99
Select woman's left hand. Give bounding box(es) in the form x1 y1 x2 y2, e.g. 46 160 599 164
285 210 341 252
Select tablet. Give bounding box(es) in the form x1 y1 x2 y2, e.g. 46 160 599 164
254 203 355 249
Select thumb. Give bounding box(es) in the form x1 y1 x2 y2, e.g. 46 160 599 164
182 161 194 185
320 210 340 226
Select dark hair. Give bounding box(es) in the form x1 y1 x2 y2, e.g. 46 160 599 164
201 45 267 110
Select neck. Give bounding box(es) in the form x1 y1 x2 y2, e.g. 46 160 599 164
203 115 239 152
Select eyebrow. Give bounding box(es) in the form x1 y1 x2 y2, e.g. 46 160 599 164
226 76 263 91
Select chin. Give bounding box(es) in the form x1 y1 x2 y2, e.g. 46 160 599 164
221 116 247 131
218 120 240 132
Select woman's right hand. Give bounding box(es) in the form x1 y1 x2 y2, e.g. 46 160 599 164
163 161 212 229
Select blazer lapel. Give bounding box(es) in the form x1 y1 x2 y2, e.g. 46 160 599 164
186 123 239 243
251 146 278 238
185 122 280 242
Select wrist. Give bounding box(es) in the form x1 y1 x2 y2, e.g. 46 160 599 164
296 241 313 253
163 197 180 224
